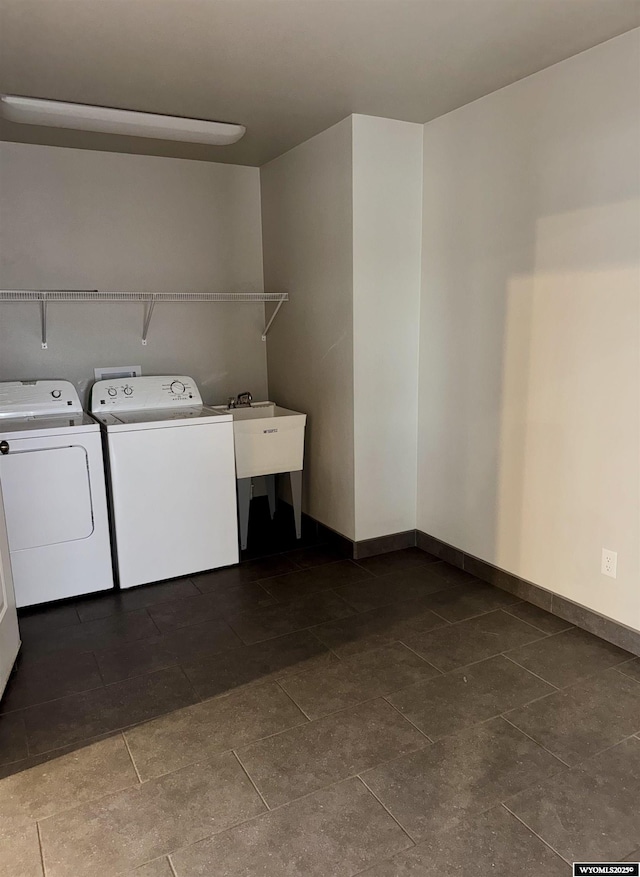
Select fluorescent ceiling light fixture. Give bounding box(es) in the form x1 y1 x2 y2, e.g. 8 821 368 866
0 95 246 145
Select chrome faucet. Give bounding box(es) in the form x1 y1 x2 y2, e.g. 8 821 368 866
235 392 253 408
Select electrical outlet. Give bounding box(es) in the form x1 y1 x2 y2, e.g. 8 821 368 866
601 548 617 579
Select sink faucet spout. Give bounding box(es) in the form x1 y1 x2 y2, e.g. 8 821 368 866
235 392 253 408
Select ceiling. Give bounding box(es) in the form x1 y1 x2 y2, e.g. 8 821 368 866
0 0 638 166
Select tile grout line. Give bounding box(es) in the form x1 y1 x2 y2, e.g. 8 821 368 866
382 696 434 744
274 678 313 721
91 649 111 687
420 604 549 635
121 731 143 784
502 604 574 635
226 739 447 829
32 762 144 836
406 710 529 747
36 820 47 877
394 648 555 682
232 749 272 811
125 710 312 786
500 653 561 689
567 729 640 771
314 630 453 664
419 605 454 625
14 632 624 772
271 688 436 729
356 775 417 847
7 644 212 718
166 743 437 847
271 638 441 690
49 632 575 773
425 602 527 626
226 601 369 644
387 639 445 674
612 664 640 685
499 715 572 769
503 651 636 692
158 750 438 865
256 559 373 598
497 683 566 716
306 627 344 662
25 676 633 868
21 666 205 761
336 580 454 614
497 630 558 651
143 606 164 637
357 565 442 583
154 757 408 870
10 562 634 736
384 678 602 751
34 709 432 875
231 586 533 647
500 802 573 866
462 649 556 680
376 664 578 743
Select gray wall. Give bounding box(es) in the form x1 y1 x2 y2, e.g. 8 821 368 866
418 31 640 630
261 119 355 539
352 115 423 541
0 142 267 405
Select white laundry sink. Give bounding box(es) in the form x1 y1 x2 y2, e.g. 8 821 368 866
212 401 306 479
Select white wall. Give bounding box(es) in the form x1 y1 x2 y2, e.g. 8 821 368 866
352 115 423 541
261 119 355 539
418 30 640 630
0 143 266 405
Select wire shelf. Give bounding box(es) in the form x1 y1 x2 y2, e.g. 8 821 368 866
0 290 288 347
0 290 287 302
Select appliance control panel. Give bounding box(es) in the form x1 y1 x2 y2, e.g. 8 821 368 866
0 380 83 418
90 375 203 413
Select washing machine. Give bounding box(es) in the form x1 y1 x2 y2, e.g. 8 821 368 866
0 380 114 607
90 375 238 589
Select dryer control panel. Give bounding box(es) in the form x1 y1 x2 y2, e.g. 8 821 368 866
91 375 202 412
0 380 83 418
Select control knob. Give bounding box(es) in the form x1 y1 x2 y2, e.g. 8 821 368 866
51 389 62 399
170 381 186 395
124 386 133 396
108 388 117 397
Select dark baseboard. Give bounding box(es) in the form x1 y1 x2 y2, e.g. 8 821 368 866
313 519 354 558
416 530 640 658
298 512 640 658
302 513 416 561
416 530 465 568
353 531 416 560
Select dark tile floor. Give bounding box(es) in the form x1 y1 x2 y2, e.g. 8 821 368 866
1 506 639 875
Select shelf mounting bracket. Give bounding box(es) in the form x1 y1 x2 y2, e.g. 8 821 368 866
39 294 48 349
261 294 286 341
142 294 157 345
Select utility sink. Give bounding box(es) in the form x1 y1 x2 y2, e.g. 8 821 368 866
212 401 306 479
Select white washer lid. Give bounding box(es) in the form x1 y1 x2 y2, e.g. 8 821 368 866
0 413 99 440
93 405 231 430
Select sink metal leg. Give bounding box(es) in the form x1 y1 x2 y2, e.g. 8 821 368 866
266 474 276 520
237 477 252 550
289 470 303 540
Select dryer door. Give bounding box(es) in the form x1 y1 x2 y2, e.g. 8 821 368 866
0 446 94 551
